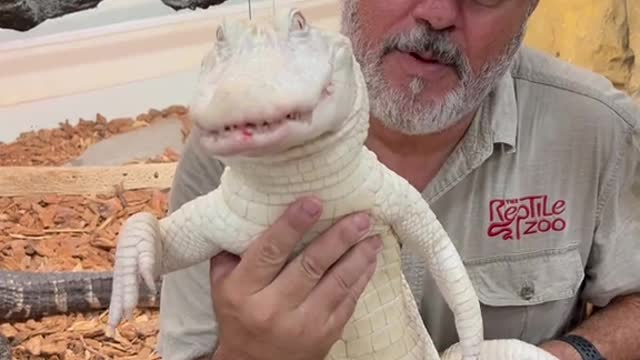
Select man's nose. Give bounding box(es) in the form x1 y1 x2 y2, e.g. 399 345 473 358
411 0 459 31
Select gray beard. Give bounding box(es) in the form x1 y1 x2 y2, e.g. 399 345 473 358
340 0 527 135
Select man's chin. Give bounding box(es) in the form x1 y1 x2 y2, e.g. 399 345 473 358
382 81 461 109
376 116 459 136
368 83 471 135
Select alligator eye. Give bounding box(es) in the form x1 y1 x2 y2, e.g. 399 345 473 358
289 9 307 32
216 24 225 42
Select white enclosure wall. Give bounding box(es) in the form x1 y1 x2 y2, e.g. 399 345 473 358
0 0 339 143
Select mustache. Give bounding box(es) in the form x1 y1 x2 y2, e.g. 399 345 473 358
380 25 470 77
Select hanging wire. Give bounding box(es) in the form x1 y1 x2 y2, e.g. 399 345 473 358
248 0 252 19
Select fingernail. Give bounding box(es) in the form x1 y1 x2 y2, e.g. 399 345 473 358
301 198 322 217
353 213 370 232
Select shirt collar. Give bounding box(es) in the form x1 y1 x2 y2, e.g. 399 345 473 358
487 68 519 153
421 68 520 201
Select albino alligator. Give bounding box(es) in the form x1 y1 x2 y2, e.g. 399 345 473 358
0 269 160 358
107 6 559 360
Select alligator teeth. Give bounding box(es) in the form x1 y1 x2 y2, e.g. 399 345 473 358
203 111 310 140
285 112 299 120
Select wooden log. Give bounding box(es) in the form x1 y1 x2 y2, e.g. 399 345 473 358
0 163 177 196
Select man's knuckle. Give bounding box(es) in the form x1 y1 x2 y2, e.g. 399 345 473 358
285 322 309 340
331 271 352 294
247 307 275 329
258 240 285 265
226 289 244 307
216 284 240 307
299 253 325 281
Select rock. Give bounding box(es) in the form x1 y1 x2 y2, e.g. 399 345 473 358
627 0 640 97
524 0 634 90
0 0 105 31
160 0 228 11
0 0 229 32
66 117 185 167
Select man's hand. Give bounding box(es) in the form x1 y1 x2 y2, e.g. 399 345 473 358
538 294 640 360
208 197 382 360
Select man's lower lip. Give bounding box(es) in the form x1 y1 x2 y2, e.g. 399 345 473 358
392 51 453 76
409 52 439 63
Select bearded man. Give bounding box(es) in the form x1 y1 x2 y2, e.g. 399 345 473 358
156 0 640 359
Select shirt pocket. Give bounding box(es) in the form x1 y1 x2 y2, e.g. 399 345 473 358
465 245 586 343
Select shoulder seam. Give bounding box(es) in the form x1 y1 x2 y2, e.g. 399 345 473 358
511 73 637 129
594 137 627 222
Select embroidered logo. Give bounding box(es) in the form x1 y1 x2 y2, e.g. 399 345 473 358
487 195 567 240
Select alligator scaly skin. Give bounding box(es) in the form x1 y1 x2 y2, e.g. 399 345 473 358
0 334 9 360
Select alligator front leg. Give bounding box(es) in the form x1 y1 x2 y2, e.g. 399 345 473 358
381 172 483 360
108 188 232 331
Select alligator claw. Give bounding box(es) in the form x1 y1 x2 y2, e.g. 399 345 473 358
108 212 162 330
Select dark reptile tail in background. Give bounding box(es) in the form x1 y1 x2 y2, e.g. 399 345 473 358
0 334 8 360
0 270 161 322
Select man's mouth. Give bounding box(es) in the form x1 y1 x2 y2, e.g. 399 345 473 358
386 48 462 79
407 51 451 65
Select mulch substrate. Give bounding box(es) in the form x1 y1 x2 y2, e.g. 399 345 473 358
1 105 192 359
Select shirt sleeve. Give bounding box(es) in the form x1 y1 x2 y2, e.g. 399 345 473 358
581 111 640 307
156 135 226 360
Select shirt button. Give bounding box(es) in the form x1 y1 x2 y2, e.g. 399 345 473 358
520 284 535 300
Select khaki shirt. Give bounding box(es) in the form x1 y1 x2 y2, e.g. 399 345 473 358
156 47 640 360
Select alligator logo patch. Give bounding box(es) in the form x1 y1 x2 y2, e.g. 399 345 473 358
487 195 567 240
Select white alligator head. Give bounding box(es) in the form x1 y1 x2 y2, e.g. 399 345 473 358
189 7 361 159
